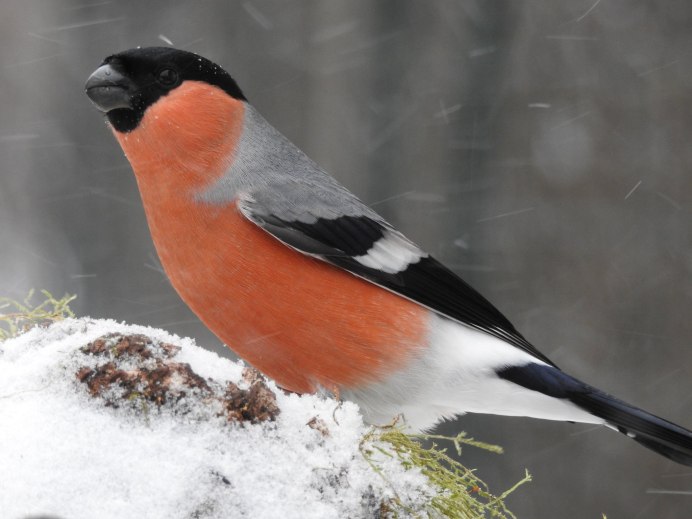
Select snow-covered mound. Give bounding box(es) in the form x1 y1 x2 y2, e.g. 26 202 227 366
0 319 433 519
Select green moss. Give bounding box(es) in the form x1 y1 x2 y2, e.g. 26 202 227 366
361 422 531 518
0 290 76 341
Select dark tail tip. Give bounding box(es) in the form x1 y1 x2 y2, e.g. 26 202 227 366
498 363 692 466
571 390 692 466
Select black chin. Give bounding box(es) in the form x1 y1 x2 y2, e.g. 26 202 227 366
106 108 143 133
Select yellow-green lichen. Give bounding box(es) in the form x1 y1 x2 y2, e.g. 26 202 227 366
0 290 76 341
361 422 531 518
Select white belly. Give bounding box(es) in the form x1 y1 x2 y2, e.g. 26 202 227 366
341 313 603 431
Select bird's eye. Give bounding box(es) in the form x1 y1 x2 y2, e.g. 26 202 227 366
157 68 179 88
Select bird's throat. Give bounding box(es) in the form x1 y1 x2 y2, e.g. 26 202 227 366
113 80 245 202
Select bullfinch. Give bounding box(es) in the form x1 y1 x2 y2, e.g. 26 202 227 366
85 47 692 466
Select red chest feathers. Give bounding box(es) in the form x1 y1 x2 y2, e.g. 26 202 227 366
158 204 428 393
113 83 428 392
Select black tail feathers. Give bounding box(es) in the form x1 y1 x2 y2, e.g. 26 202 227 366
571 389 692 466
498 363 692 466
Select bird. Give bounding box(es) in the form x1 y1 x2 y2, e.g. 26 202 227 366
85 46 692 466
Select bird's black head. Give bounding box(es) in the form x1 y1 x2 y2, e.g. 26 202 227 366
85 47 246 133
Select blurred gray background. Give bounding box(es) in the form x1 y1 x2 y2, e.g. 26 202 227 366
1 0 691 517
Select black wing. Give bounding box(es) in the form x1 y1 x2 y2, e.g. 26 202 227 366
242 206 556 367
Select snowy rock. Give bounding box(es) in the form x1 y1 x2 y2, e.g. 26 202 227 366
0 319 434 519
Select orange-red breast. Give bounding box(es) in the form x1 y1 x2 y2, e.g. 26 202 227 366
86 47 692 466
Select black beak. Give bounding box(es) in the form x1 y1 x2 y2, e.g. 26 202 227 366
85 64 134 112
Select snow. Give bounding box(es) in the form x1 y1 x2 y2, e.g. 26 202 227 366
0 319 434 519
